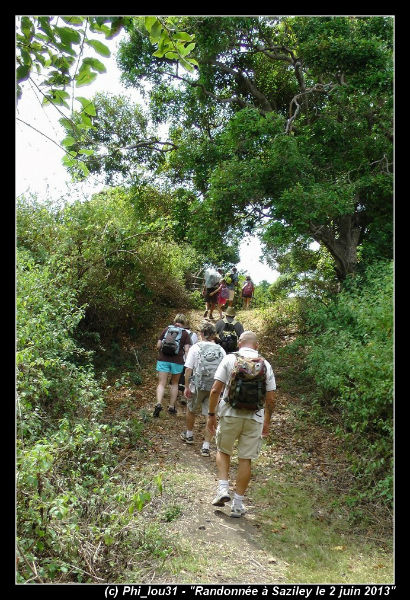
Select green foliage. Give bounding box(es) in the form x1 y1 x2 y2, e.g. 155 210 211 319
16 415 160 582
293 16 393 86
116 16 392 281
252 280 272 308
16 238 166 582
303 260 393 503
17 248 102 439
17 188 200 336
60 92 160 184
265 245 340 302
269 274 297 302
143 16 198 72
16 16 196 180
258 296 310 335
16 16 125 178
189 289 205 309
16 186 204 581
161 504 183 522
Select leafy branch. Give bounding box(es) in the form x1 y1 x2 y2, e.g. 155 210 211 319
16 16 197 180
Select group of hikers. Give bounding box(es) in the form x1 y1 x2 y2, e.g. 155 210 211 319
202 266 255 320
152 273 276 518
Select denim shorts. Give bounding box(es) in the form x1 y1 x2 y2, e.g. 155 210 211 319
156 361 184 375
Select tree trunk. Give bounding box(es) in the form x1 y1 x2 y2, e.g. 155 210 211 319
310 213 364 282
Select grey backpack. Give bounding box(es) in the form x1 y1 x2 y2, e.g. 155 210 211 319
204 268 220 288
193 342 225 391
161 325 183 356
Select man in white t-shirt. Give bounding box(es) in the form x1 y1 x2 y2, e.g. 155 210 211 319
207 331 276 517
181 322 226 456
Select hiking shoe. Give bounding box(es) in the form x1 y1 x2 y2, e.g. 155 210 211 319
212 488 231 506
179 398 187 406
153 404 162 418
180 432 194 444
200 447 210 457
230 504 246 518
168 406 177 414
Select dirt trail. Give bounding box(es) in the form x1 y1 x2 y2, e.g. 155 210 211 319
109 308 294 584
105 308 384 584
141 411 288 584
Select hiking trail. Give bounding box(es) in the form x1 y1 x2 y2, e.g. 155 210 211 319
103 308 393 584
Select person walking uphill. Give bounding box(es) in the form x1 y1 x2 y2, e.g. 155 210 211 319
181 322 226 456
153 314 192 418
178 321 199 405
203 267 221 320
215 306 244 354
225 267 239 307
207 331 276 518
209 278 230 320
242 275 255 310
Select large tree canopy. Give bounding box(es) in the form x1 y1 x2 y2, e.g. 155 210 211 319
109 15 392 281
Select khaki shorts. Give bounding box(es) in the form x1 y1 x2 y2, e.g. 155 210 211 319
187 388 210 416
228 289 235 301
216 416 263 460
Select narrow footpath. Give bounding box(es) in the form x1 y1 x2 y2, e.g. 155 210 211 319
103 308 393 584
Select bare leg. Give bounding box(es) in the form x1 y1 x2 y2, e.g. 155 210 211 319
169 373 180 408
156 371 168 405
204 426 212 443
186 409 196 431
235 458 251 495
216 450 230 480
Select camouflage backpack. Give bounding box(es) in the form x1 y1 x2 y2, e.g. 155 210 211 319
226 353 267 411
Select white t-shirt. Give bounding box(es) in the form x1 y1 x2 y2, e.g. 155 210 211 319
182 329 198 361
213 347 276 422
187 330 199 345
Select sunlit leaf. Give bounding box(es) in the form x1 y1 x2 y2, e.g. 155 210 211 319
85 39 111 57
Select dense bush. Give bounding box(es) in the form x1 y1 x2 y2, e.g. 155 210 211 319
16 413 159 583
17 247 103 439
252 280 273 308
17 188 202 337
16 248 166 582
303 260 393 503
16 188 192 582
258 296 312 335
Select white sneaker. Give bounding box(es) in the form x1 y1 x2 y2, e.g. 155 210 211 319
230 503 246 518
212 487 231 506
